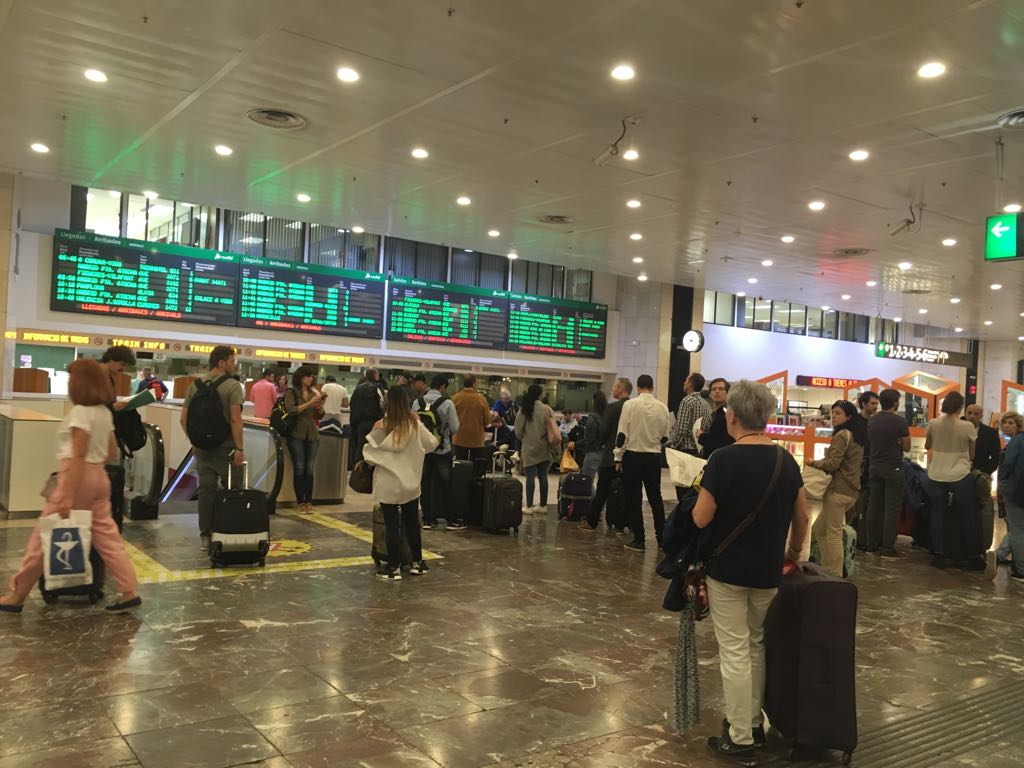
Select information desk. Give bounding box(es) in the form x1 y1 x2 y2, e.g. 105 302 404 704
386 277 508 350
0 405 61 515
51 230 238 326
506 293 608 358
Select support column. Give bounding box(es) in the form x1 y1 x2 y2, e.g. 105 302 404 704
0 173 12 394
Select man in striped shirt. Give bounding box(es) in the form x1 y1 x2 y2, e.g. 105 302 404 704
669 373 712 501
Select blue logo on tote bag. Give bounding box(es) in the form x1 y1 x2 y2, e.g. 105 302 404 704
49 528 86 573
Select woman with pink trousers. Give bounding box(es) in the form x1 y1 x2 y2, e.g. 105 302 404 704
1 358 141 614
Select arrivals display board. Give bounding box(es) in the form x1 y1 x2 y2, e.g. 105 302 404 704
506 293 608 358
50 230 238 326
237 256 385 338
386 277 509 350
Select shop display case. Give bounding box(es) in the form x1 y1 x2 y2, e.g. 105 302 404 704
758 370 788 420
892 371 958 427
1000 380 1024 418
844 378 889 403
767 424 928 468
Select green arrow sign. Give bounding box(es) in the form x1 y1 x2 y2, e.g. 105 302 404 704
985 213 1019 260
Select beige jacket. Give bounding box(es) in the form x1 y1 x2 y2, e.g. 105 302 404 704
809 428 863 498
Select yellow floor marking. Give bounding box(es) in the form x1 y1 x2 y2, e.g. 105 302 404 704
123 542 171 581
280 510 443 561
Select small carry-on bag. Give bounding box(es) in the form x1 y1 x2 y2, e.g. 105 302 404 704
38 510 105 603
764 561 858 765
809 523 857 578
210 462 270 567
482 448 523 535
558 472 593 521
450 459 479 525
605 476 627 529
371 504 412 567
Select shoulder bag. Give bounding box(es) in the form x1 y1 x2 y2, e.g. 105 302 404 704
684 445 784 620
348 460 374 494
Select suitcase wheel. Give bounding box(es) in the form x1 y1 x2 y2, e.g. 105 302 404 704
513 527 519 536
257 559 266 568
843 751 853 766
88 592 100 605
41 591 57 605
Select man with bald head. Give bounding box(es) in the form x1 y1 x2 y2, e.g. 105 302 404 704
966 404 1001 475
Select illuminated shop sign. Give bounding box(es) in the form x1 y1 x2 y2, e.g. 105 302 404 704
795 376 860 388
875 343 972 368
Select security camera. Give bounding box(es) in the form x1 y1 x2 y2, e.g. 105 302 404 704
593 143 619 166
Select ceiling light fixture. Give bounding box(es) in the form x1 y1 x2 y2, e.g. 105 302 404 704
917 61 946 78
781 235 795 243
214 144 233 156
747 277 758 284
991 283 1003 290
761 259 773 267
336 66 360 82
411 147 429 159
637 273 648 282
611 64 635 81
626 199 642 208
919 308 928 314
984 320 994 326
30 142 50 153
456 196 471 206
808 200 826 211
622 148 639 160
84 68 108 83
894 316 902 323
1005 203 1022 213
143 190 158 200
950 297 961 304
296 193 311 203
632 256 644 263
507 251 518 260
898 261 912 271
849 149 870 161
630 233 642 241
955 328 963 333
351 226 365 233
866 280 877 287
821 306 830 311
942 237 956 246
841 294 851 300
736 292 746 298
487 229 500 237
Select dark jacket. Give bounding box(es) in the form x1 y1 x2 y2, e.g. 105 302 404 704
575 411 601 461
973 422 1002 475
599 398 626 468
697 406 733 458
349 380 383 425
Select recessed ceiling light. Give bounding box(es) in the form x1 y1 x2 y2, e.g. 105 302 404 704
942 237 957 246
611 64 635 81
781 235 795 243
296 193 311 203
984 320 993 326
84 68 108 83
632 256 644 264
955 327 963 333
761 259 773 267
894 316 902 322
30 142 49 154
351 226 365 234
626 199 642 208
456 196 471 206
991 283 1002 290
898 261 912 271
820 305 831 311
1005 203 1022 213
637 273 648 282
849 149 870 162
866 280 877 287
736 292 746 298
917 61 946 78
950 297 960 304
622 148 639 161
841 294 851 300
630 233 642 241
214 144 233 156
919 308 928 314
747 277 758 284
464 250 474 253
506 251 518 260
411 147 429 159
808 200 826 212
143 190 158 200
336 66 360 82
487 229 500 237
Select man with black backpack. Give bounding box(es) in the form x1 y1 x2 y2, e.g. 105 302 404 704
418 373 462 530
179 345 245 552
349 368 385 465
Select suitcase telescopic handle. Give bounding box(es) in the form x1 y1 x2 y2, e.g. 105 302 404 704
228 460 248 491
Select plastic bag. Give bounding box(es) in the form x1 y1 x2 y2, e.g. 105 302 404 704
39 509 93 590
666 448 706 488
559 448 579 474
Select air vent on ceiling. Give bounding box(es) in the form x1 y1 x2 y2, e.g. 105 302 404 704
902 288 931 295
996 109 1024 129
537 214 575 225
831 247 871 258
247 108 307 130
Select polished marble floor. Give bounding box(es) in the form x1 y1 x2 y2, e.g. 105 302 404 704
1 474 1021 768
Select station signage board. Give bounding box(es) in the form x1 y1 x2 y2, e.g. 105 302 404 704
875 342 973 368
984 213 1022 261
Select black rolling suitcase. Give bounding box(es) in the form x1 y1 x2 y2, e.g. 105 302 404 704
106 464 126 533
558 472 592 521
482 449 522 535
450 459 481 526
39 549 106 604
764 562 858 765
371 504 412 567
605 476 627 529
210 463 270 567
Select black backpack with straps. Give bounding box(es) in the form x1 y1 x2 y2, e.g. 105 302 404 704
186 376 232 449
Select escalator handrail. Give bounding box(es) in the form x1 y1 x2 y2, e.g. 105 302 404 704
141 422 165 505
266 426 285 503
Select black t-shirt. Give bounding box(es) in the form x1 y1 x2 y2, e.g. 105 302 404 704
867 411 909 470
701 444 803 589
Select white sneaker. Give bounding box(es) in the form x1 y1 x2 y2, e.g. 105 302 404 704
522 506 534 515
985 550 998 580
533 505 547 515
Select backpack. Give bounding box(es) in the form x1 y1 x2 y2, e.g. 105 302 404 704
185 375 232 449
111 408 147 456
269 388 298 438
416 394 449 445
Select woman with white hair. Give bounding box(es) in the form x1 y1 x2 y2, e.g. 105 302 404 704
690 380 809 762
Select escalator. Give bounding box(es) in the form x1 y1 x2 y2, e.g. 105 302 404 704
124 422 166 514
159 422 285 514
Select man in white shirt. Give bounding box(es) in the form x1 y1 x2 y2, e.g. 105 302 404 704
614 374 671 552
320 376 350 423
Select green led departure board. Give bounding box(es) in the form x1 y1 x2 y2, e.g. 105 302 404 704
506 293 608 358
237 257 385 339
386 277 509 350
50 229 239 325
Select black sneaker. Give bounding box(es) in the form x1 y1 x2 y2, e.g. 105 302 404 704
707 734 756 766
376 566 402 581
723 719 765 749
623 540 645 552
446 521 468 531
409 561 429 576
1010 572 1024 582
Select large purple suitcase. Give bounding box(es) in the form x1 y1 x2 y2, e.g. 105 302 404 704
764 562 857 764
558 472 592 521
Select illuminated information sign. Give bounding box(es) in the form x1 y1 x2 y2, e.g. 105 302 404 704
237 258 385 339
795 376 860 389
506 293 608 358
50 230 238 326
386 277 509 350
875 342 973 368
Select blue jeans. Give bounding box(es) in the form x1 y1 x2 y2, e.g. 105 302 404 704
996 497 1024 576
582 453 602 491
287 437 319 504
926 474 976 559
524 461 551 507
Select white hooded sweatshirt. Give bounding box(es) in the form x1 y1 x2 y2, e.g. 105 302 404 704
363 421 439 504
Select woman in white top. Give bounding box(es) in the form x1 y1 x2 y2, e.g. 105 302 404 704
1 359 141 614
924 391 979 569
363 387 439 581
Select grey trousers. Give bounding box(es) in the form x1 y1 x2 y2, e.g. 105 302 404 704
195 443 233 537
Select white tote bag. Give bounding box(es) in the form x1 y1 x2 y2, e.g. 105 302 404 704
39 509 93 589
801 465 831 501
665 447 707 488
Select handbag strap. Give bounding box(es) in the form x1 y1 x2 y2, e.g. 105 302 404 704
709 445 785 561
